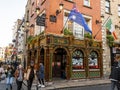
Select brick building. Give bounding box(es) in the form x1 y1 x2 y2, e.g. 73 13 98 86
24 0 103 81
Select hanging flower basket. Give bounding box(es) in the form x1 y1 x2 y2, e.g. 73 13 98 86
106 35 114 47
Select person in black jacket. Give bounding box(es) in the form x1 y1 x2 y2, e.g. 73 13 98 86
109 60 120 90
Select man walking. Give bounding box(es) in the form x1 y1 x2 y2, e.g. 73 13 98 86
110 60 120 90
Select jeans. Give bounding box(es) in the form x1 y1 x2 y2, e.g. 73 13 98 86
6 77 13 90
111 81 120 90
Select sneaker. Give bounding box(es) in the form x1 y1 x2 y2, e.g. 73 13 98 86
38 84 41 87
41 85 45 88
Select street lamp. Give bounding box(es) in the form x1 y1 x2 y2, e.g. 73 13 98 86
95 15 104 24
94 15 105 38
26 21 29 27
22 21 30 69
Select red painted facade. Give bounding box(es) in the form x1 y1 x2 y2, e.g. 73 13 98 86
28 0 101 40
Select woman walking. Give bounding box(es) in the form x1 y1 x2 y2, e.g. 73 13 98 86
26 61 36 90
14 64 24 90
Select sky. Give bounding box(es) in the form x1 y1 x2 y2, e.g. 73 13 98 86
0 0 27 47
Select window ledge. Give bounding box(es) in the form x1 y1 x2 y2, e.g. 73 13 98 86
83 5 92 9
89 69 100 71
64 0 74 3
73 69 85 72
105 12 112 15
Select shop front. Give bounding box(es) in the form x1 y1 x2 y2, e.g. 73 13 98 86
26 34 103 81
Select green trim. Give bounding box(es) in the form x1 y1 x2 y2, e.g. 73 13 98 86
49 53 53 81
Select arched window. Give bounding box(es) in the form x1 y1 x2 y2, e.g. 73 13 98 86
72 50 84 70
89 51 98 69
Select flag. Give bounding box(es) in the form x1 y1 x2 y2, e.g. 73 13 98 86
68 5 92 34
105 19 117 39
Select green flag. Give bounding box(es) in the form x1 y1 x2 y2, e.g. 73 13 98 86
105 19 112 31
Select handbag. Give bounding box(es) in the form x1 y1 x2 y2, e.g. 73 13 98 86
0 73 6 80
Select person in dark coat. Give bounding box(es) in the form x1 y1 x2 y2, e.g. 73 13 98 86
37 63 45 88
25 61 36 90
109 61 120 90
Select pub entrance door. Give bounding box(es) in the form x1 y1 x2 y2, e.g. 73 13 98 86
52 48 67 79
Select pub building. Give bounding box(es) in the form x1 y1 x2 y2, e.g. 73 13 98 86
26 35 103 81
25 0 103 81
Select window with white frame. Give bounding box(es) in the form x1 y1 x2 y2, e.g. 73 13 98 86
84 0 90 7
64 10 84 39
105 0 110 13
118 5 120 16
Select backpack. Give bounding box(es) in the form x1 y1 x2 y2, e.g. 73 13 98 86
29 69 34 79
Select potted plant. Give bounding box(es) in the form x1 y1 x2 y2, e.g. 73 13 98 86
84 33 92 39
64 28 73 35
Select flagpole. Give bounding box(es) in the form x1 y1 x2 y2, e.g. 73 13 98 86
94 16 110 39
61 17 69 34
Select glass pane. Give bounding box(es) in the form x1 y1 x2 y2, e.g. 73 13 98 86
89 51 98 69
84 0 90 6
118 12 120 16
72 50 84 69
105 1 110 13
105 1 109 7
105 7 110 13
64 16 68 28
73 23 84 39
118 6 120 10
68 21 73 32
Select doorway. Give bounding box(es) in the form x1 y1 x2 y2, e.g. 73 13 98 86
52 48 67 79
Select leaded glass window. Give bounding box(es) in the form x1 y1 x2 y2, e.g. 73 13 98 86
72 50 84 70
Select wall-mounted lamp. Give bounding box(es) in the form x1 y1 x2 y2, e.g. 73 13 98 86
22 25 29 33
56 2 64 16
96 15 104 24
26 21 29 26
22 26 25 30
96 20 102 24
35 7 40 15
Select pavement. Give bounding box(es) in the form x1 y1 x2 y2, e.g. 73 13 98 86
0 77 111 90
30 78 111 90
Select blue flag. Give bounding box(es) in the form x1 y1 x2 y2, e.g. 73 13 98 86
68 5 92 34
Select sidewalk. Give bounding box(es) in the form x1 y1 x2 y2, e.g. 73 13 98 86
30 78 111 90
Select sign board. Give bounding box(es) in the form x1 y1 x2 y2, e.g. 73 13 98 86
36 14 46 26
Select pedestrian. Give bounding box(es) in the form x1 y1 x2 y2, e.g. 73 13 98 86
26 61 36 90
14 64 24 90
37 63 45 88
109 60 120 90
5 64 14 90
0 64 5 81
